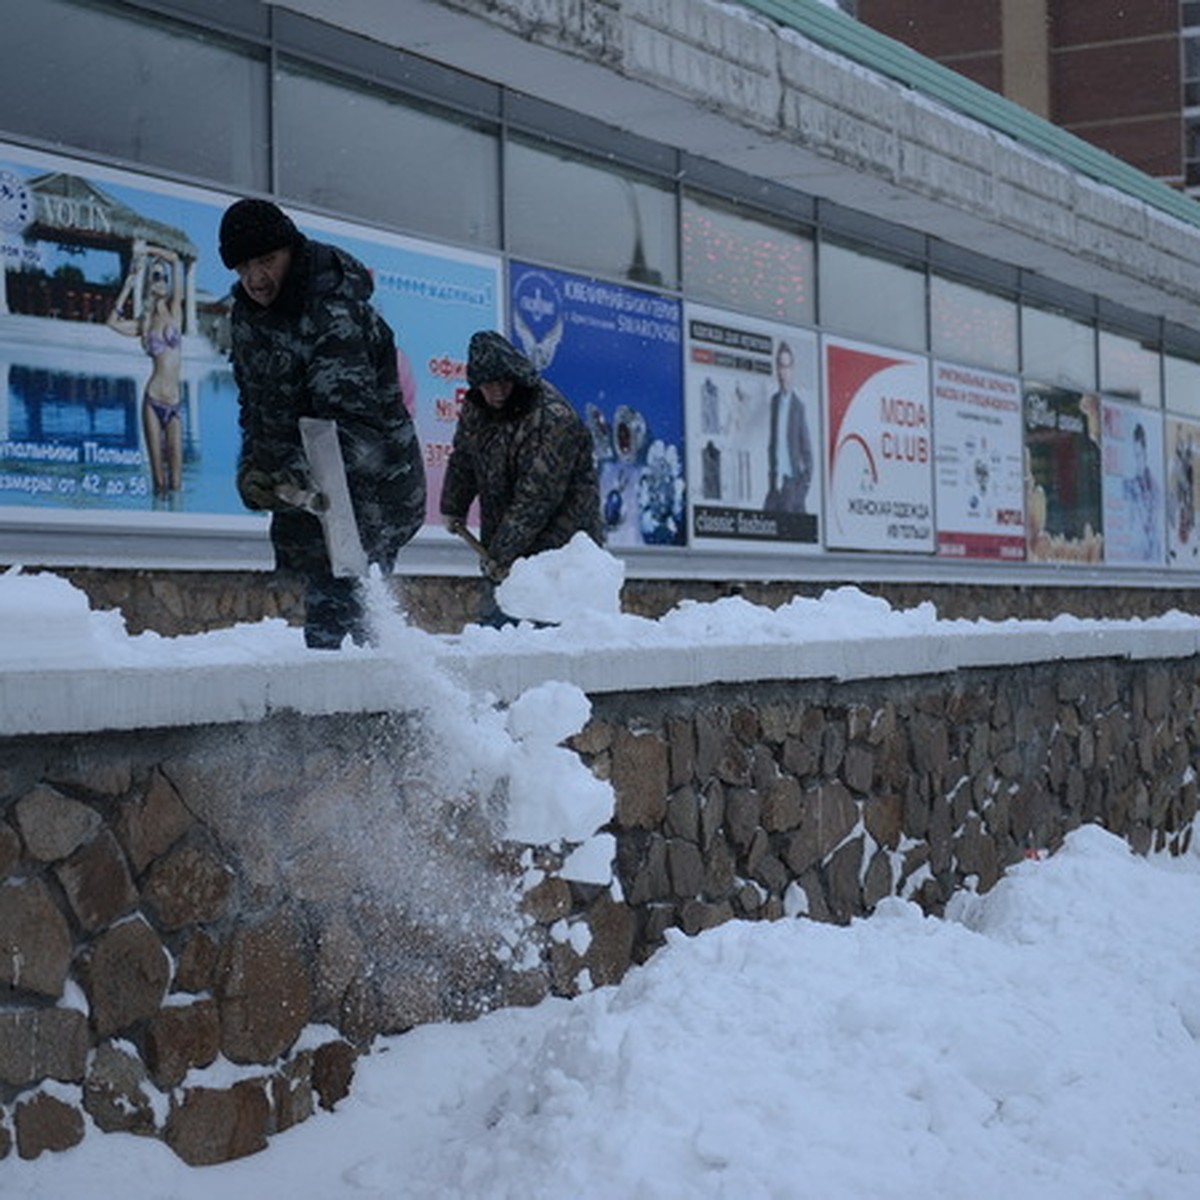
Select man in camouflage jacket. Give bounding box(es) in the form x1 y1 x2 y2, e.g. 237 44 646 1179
440 330 603 623
219 198 426 648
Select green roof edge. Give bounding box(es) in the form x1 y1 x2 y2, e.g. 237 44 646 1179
741 0 1200 231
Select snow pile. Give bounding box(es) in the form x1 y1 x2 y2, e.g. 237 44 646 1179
6 825 1198 1198
496 533 625 625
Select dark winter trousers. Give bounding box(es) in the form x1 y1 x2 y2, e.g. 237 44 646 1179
304 572 366 649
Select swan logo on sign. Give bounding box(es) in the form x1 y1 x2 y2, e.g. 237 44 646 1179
511 269 565 371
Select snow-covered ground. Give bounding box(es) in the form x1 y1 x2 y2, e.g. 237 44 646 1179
3 543 1200 1197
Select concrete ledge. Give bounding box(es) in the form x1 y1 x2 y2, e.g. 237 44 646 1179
7 617 1200 736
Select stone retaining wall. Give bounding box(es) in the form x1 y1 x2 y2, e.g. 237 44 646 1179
1 652 1196 1164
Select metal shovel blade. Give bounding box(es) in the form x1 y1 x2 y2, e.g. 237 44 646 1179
298 416 369 578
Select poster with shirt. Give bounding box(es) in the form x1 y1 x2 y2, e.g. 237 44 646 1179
684 303 820 550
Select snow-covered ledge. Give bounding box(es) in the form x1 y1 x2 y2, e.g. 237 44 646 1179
4 563 1200 737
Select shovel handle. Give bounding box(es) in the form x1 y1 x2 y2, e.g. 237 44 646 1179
453 523 488 560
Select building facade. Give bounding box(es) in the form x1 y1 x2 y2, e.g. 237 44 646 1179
4 0 1200 614
853 0 1199 192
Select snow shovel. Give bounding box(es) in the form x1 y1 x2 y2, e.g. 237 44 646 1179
275 417 369 579
451 520 490 563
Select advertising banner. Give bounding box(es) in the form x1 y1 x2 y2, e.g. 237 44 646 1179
932 360 1024 560
1166 414 1200 568
0 141 501 536
508 261 685 547
1022 383 1103 563
1100 399 1165 566
823 335 933 553
685 304 820 550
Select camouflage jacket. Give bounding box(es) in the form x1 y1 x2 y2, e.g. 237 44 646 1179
230 239 426 576
440 342 603 569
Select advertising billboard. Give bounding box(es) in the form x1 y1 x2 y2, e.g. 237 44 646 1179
508 261 685 547
932 360 1025 560
0 141 501 538
823 335 933 553
685 304 820 551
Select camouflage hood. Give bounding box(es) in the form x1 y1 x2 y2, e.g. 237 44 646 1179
466 330 540 390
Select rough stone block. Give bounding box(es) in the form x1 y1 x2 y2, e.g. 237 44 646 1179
666 716 695 789
14 1091 85 1160
165 1079 270 1166
12 784 100 862
679 898 732 936
623 834 670 906
843 743 875 795
782 782 859 876
666 838 705 899
583 891 635 987
174 929 220 994
0 877 72 999
116 768 194 874
611 728 670 829
217 912 312 1064
146 999 221 1089
85 918 170 1037
271 1051 314 1133
761 776 803 832
0 823 22 878
724 787 761 850
520 875 573 923
664 786 700 842
863 793 903 850
313 1040 357 1111
142 842 235 930
862 847 894 910
54 828 138 932
0 1007 88 1087
825 836 864 923
84 1040 159 1135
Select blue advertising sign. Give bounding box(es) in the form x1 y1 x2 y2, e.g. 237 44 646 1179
508 261 685 547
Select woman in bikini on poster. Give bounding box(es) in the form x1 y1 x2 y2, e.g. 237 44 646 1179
107 241 184 498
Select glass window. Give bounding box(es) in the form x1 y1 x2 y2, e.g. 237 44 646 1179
681 192 814 325
0 0 267 190
1020 304 1096 388
818 240 926 352
506 137 678 289
1099 328 1161 407
930 275 1018 371
1165 351 1200 417
276 63 500 248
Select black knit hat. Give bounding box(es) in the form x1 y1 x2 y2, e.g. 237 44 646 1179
218 199 302 269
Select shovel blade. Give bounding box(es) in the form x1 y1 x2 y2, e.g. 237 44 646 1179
299 417 369 578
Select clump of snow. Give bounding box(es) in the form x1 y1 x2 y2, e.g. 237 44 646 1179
496 533 624 625
503 681 613 849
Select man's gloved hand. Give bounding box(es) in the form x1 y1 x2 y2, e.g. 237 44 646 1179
443 514 465 536
238 465 308 512
238 465 283 511
481 556 509 584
